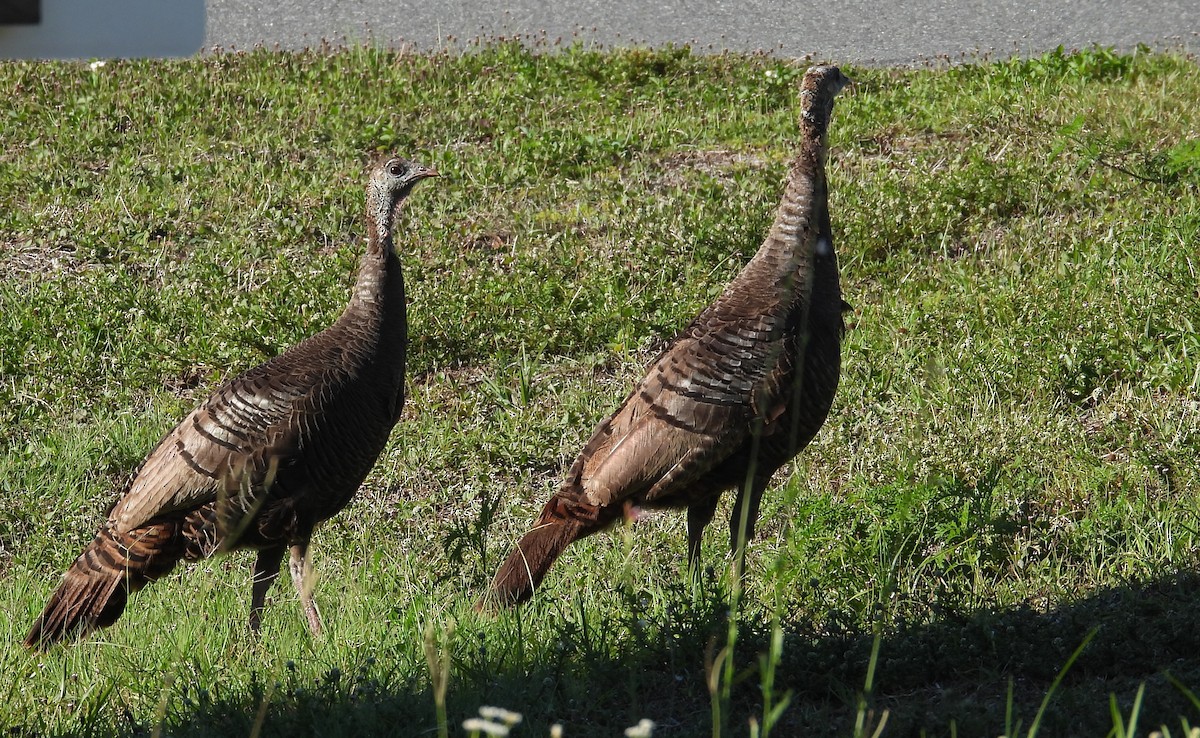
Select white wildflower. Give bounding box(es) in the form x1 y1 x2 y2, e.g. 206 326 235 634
625 718 656 738
461 718 510 737
478 706 524 726
88 60 106 71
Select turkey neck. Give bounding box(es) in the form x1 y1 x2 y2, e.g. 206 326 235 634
724 106 834 316
340 195 408 360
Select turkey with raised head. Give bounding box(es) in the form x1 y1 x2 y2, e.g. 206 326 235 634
485 65 851 607
25 155 438 648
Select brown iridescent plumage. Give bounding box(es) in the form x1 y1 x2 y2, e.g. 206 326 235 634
486 66 852 607
25 156 437 648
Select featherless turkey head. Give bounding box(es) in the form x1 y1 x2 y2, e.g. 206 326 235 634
363 155 438 252
799 65 852 128
374 155 439 198
368 155 439 212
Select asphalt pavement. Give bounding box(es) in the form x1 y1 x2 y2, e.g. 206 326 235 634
204 0 1200 64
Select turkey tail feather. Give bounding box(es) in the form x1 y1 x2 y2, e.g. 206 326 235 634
486 519 583 607
25 524 181 649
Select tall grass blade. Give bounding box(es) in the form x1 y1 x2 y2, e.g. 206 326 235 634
1026 628 1097 738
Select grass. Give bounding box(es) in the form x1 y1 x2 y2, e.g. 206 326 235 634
0 41 1198 736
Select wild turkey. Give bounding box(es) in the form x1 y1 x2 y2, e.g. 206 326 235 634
25 155 438 648
485 66 851 607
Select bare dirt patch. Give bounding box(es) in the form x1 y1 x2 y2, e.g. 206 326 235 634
0 238 85 277
648 148 772 190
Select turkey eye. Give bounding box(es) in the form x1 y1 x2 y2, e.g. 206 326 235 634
388 162 405 177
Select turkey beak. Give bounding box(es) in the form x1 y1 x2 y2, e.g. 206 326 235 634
414 165 440 181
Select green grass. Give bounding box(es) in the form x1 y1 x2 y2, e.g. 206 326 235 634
1 42 1199 736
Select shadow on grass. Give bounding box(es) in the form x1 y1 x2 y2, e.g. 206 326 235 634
95 569 1200 738
777 567 1200 736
